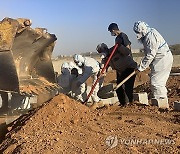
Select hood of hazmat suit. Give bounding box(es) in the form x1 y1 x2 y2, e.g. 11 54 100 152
133 21 151 39
73 54 85 67
58 62 71 89
68 61 82 74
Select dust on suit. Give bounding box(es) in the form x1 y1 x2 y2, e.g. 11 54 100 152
73 55 102 103
133 21 173 99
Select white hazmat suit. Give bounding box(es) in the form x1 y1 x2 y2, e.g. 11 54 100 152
70 69 87 102
68 61 82 74
133 21 173 100
58 62 86 102
57 62 72 94
73 54 102 103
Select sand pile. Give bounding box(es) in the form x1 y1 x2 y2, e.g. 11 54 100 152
0 93 180 153
0 94 103 153
0 68 179 153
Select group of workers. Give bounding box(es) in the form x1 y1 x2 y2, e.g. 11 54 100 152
58 21 173 110
58 55 103 104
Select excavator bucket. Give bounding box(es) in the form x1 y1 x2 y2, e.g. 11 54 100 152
0 17 58 99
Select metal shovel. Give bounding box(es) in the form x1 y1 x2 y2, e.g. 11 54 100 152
84 44 119 103
98 71 136 99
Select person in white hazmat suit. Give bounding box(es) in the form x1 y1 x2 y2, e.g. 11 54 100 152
68 61 82 74
60 62 91 103
133 21 173 108
73 54 103 104
70 68 88 102
57 62 72 94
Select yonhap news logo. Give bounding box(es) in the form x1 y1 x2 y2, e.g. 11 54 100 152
105 136 175 149
105 135 118 149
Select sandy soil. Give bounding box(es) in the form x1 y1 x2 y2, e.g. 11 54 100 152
19 77 58 95
0 68 179 154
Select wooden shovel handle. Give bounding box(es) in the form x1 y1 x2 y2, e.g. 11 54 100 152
113 71 136 91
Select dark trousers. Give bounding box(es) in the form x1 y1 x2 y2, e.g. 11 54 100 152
116 68 136 105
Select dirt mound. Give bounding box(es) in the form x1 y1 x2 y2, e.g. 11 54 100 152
0 68 180 153
0 93 180 153
0 94 98 153
167 76 180 98
134 76 180 99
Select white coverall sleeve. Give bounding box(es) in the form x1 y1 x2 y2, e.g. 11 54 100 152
138 35 158 71
79 66 92 84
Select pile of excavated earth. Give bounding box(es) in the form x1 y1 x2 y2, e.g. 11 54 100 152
0 68 179 153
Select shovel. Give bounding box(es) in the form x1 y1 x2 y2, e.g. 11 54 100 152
84 44 119 103
97 71 136 99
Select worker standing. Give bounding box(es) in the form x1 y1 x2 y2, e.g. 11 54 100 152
133 21 173 109
105 23 137 106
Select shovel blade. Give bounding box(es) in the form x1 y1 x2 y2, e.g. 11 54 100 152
98 84 116 99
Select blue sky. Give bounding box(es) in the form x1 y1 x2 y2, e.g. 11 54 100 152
0 0 180 56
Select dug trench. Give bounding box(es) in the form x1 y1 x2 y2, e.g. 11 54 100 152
0 68 179 153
